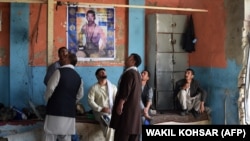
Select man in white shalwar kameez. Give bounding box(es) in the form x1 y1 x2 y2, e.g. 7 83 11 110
43 53 84 141
88 68 117 141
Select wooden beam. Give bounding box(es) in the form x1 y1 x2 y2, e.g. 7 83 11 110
0 0 208 12
1 0 208 65
0 0 46 3
78 2 208 12
47 0 54 65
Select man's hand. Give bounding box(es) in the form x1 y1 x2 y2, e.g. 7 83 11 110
116 99 125 115
199 102 205 113
116 104 123 115
101 107 111 114
143 108 152 120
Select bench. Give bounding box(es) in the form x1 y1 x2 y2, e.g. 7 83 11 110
150 110 211 125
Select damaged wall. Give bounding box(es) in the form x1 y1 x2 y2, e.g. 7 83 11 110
0 0 246 124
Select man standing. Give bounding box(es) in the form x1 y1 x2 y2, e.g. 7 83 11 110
80 9 107 57
88 67 117 141
174 68 207 118
43 52 84 141
110 53 142 141
43 46 68 86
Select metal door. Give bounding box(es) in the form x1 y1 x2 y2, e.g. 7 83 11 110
147 14 188 111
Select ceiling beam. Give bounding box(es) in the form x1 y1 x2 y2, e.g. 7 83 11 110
1 0 208 65
0 0 208 12
78 2 208 12
0 0 46 3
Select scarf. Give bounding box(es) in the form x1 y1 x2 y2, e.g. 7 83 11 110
107 80 114 110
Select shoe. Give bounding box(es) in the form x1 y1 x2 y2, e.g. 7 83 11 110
143 119 151 125
101 114 110 126
205 107 211 115
180 109 188 116
191 109 201 119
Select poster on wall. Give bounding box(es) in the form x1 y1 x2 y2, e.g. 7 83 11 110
67 5 115 61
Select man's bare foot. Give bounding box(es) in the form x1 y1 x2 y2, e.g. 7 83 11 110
144 113 152 120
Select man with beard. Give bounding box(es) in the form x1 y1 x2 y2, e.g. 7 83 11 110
110 53 142 141
43 46 68 86
88 68 117 141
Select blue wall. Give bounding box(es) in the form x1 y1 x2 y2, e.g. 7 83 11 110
128 0 145 71
11 66 124 112
0 2 145 113
191 60 241 124
0 67 9 106
0 2 242 125
9 3 30 109
0 66 135 112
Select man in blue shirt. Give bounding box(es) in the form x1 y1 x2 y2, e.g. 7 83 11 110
43 46 68 85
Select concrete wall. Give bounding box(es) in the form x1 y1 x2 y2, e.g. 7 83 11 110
0 0 245 124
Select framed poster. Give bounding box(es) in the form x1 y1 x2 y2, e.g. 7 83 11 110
67 5 115 61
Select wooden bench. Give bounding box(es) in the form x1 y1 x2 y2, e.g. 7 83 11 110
150 110 211 125
76 114 105 141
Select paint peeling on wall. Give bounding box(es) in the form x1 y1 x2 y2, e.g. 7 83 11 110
0 3 10 66
0 47 6 65
27 0 127 66
224 0 244 65
146 0 227 68
1 0 228 68
238 13 250 125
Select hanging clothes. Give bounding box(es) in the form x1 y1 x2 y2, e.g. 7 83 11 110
181 15 196 53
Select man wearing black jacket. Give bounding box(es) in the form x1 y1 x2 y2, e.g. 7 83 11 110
174 68 207 118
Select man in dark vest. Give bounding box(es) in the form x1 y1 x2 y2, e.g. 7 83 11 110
43 52 84 141
140 69 153 123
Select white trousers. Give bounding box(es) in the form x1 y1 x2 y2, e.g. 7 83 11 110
43 133 71 141
93 111 115 141
177 89 201 111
